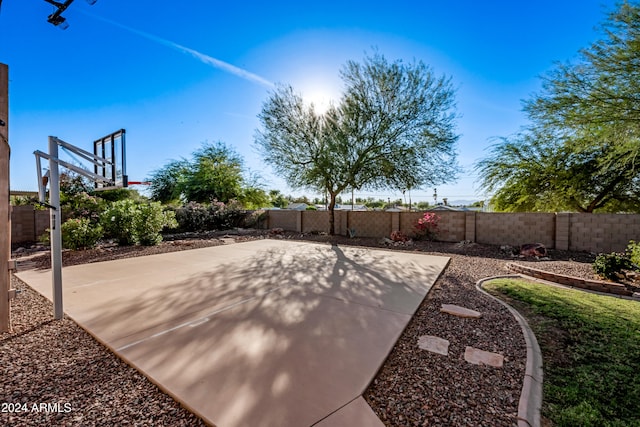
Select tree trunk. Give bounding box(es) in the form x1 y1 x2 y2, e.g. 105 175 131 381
585 171 627 213
328 192 337 235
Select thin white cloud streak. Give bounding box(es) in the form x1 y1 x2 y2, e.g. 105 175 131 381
82 11 275 89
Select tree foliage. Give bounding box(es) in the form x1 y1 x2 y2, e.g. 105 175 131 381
478 2 640 213
148 160 189 203
148 141 261 206
477 130 640 212
182 143 244 203
256 52 459 233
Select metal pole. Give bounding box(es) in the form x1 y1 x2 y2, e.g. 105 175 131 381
49 136 63 320
0 63 10 332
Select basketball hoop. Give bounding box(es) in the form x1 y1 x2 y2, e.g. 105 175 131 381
33 129 128 320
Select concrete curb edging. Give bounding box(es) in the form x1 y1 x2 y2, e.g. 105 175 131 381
476 275 543 427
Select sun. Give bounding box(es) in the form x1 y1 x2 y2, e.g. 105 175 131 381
304 89 334 115
297 76 341 116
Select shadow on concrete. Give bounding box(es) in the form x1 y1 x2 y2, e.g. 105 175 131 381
78 242 445 426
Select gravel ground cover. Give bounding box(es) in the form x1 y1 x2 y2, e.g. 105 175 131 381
2 232 597 426
1 277 206 427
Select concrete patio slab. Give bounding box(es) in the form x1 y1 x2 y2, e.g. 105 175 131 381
315 397 385 427
17 239 449 427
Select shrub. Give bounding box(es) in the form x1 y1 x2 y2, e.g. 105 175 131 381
96 188 136 202
414 212 440 240
39 230 50 246
208 200 246 229
175 200 247 232
61 218 103 250
390 230 410 242
627 240 640 268
243 210 268 229
61 191 106 224
136 203 178 245
593 252 634 281
174 202 208 232
101 199 138 245
101 200 177 246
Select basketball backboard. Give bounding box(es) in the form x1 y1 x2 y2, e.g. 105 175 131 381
93 128 127 189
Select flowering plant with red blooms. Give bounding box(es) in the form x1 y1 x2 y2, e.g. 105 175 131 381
414 212 440 240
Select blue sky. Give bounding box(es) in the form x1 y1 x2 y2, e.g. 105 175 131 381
1 0 618 203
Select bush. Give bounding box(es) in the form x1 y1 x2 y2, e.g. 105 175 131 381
210 200 246 229
390 230 410 242
173 202 208 232
243 210 268 229
101 200 177 246
414 212 440 240
593 252 634 281
61 191 106 224
627 240 640 268
175 200 247 232
101 199 138 245
61 218 103 250
137 203 178 245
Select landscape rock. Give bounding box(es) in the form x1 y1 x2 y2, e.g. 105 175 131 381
464 346 504 368
440 304 482 318
417 335 450 356
519 243 547 258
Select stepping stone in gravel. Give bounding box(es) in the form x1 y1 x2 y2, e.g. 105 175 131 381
417 335 450 356
464 346 504 368
440 304 482 318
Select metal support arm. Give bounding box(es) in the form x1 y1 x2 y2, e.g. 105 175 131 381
34 150 114 186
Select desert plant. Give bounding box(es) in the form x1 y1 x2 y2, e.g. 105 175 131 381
101 199 139 245
136 203 178 245
414 212 440 240
175 200 247 232
627 240 640 268
243 210 268 229
390 230 410 242
207 200 246 230
593 252 634 281
101 200 176 246
61 218 103 250
39 230 50 246
61 191 106 224
174 202 208 232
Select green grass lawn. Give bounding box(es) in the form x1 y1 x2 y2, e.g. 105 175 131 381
484 278 640 427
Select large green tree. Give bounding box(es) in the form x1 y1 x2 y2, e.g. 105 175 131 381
182 143 244 203
256 53 459 234
147 159 189 203
148 141 260 205
478 1 640 213
477 129 640 212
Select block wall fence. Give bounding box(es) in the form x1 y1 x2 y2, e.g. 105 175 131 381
10 206 640 253
11 205 50 244
265 210 640 253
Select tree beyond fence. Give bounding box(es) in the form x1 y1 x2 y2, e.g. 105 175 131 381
265 210 640 253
